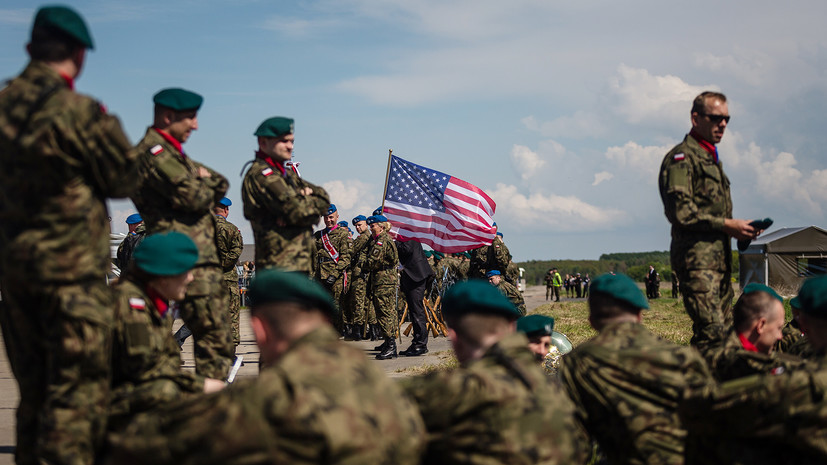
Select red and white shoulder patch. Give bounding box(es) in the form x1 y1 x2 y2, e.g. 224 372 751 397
376 241 383 246
262 168 274 177
673 153 685 161
150 145 164 156
129 297 146 309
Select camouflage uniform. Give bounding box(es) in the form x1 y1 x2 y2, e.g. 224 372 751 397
401 332 590 464
314 226 352 312
681 357 827 464
365 230 399 338
659 133 734 348
0 61 138 465
216 214 243 345
109 275 204 432
346 232 372 330
496 280 526 316
506 260 520 287
241 155 329 273
700 327 805 381
544 272 554 300
468 245 489 279
559 321 712 465
133 128 233 378
775 318 804 354
107 326 426 465
116 223 146 271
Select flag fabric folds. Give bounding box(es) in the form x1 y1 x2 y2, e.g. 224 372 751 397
382 155 496 253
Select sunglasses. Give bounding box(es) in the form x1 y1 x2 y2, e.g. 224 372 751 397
699 112 731 124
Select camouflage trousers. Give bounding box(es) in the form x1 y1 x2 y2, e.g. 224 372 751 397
372 284 398 339
0 277 114 465
345 275 368 326
179 266 234 379
225 279 240 345
678 268 734 349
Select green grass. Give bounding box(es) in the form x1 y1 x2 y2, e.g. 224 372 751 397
394 350 459 375
530 297 694 347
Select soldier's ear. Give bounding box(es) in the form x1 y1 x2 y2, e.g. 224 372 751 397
251 315 269 347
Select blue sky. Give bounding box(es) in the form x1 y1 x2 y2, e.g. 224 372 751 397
3 0 826 261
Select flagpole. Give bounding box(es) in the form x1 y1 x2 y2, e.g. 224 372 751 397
381 149 393 211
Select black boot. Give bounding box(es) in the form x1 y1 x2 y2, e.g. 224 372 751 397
376 338 397 360
369 324 380 341
373 335 389 351
350 324 363 341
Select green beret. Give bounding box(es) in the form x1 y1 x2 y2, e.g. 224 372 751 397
424 250 433 258
796 275 827 319
517 314 554 337
133 232 198 276
590 273 649 310
433 251 444 260
248 269 337 317
254 116 294 138
153 88 203 111
742 282 783 303
442 280 521 320
33 6 94 50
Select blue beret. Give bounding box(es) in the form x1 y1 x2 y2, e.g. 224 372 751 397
442 280 521 320
352 215 367 224
373 206 383 216
247 269 336 317
486 270 501 277
366 215 388 225
337 221 348 228
517 314 554 337
742 283 782 303
133 232 198 276
33 5 94 49
590 273 649 310
795 275 827 319
218 197 232 207
326 204 337 215
153 88 203 111
125 213 142 225
496 232 503 237
254 116 294 138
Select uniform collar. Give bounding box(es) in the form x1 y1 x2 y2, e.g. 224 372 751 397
255 150 286 176
152 127 184 155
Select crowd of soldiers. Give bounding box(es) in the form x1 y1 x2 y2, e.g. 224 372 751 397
542 268 591 301
5 5 827 465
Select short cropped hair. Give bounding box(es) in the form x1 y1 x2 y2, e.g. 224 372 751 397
588 291 641 323
733 291 777 334
29 26 83 62
691 91 727 114
445 313 511 348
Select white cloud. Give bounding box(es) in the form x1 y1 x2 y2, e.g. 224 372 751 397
486 183 626 232
509 144 545 180
693 50 771 87
592 171 613 186
604 140 672 182
321 179 380 218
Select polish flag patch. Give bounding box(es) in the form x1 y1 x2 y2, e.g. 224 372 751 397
262 168 274 177
673 153 685 161
129 298 146 309
150 145 164 156
376 241 383 246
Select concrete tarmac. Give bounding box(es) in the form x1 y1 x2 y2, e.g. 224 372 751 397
0 285 553 463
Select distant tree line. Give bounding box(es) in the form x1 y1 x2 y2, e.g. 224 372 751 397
517 250 740 286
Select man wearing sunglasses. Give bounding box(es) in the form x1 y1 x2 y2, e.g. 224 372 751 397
659 91 761 353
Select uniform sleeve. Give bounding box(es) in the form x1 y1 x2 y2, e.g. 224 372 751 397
244 168 329 227
336 233 352 272
227 226 244 269
139 151 220 214
660 156 726 232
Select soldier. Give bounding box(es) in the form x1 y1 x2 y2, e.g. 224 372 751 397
544 268 554 300
505 259 520 288
107 269 426 465
314 205 352 324
401 280 590 464
680 275 827 464
364 215 399 359
670 269 679 299
777 293 806 354
700 283 802 381
110 232 225 432
116 213 146 271
214 197 243 347
0 6 139 464
132 87 233 379
346 215 371 340
241 116 329 273
659 91 763 350
487 270 526 315
559 273 712 465
551 267 563 302
517 314 555 362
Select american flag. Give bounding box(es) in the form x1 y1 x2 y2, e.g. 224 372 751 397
383 155 496 252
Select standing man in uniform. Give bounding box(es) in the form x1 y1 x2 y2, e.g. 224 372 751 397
214 197 243 348
364 215 399 359
347 215 372 340
314 205 352 328
396 238 434 356
132 87 233 379
116 213 146 271
659 91 761 349
241 116 329 273
0 6 139 463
